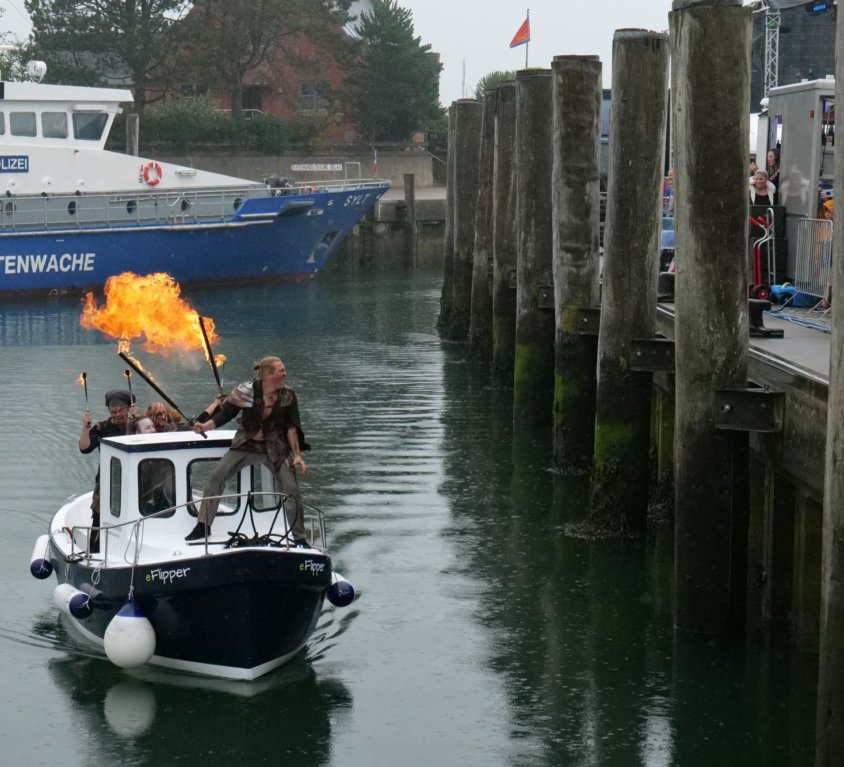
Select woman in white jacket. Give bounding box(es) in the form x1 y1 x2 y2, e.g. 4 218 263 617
749 170 776 206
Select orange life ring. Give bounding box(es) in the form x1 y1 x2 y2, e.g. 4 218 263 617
142 161 163 187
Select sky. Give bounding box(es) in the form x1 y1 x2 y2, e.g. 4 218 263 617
400 0 676 103
0 0 757 106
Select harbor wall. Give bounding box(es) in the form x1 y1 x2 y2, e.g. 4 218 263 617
156 149 449 273
156 149 437 188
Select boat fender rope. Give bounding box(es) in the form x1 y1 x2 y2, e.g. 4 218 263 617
142 161 163 187
91 561 105 586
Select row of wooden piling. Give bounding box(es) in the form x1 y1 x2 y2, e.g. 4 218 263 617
437 0 844 760
438 37 671 518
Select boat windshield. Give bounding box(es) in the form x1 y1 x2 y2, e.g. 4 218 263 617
73 112 108 141
139 458 176 518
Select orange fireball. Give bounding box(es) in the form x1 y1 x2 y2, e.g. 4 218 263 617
80 272 219 358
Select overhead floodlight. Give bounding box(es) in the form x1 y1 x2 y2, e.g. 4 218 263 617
25 60 47 83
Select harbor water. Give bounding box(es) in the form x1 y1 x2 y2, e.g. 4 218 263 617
0 271 818 766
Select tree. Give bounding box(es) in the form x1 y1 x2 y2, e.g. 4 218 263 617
177 0 354 118
345 0 442 142
474 70 515 100
25 0 189 110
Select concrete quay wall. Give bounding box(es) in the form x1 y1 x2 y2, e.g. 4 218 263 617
156 149 437 187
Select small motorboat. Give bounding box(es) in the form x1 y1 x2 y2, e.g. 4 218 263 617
29 429 356 680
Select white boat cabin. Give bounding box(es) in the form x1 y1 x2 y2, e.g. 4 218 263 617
85 431 304 559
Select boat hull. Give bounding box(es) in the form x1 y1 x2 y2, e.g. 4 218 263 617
52 543 333 680
0 184 388 296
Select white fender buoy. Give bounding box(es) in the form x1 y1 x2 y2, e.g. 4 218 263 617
327 571 356 607
53 583 94 619
103 600 156 669
30 534 53 579
103 680 156 739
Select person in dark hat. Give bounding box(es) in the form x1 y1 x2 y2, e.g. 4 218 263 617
78 388 138 552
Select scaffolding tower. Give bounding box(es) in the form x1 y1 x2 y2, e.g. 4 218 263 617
764 5 781 96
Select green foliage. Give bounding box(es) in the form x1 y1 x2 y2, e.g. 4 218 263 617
107 96 297 153
474 70 516 100
345 0 442 142
25 0 188 108
177 0 354 116
425 107 448 153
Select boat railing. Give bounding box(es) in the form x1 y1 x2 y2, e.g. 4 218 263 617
0 178 389 233
63 491 327 564
268 178 388 195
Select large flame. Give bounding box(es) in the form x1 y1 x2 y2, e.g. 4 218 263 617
76 372 86 386
80 272 220 359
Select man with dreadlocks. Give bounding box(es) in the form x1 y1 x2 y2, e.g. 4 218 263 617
185 356 309 544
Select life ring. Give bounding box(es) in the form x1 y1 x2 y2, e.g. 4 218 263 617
142 161 163 187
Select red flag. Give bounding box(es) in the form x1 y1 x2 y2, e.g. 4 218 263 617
510 17 530 48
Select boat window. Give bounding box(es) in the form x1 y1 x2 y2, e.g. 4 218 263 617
0 113 5 135
42 112 68 138
109 457 122 518
250 463 283 512
187 458 240 516
72 112 108 141
10 112 36 137
138 459 176 518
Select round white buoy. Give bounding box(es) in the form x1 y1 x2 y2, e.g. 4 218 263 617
327 572 356 607
103 680 157 738
52 583 93 619
30 534 53 579
103 600 156 669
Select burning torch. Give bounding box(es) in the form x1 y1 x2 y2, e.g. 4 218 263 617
78 371 89 410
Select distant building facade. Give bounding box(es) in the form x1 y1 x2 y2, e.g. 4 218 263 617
177 0 376 143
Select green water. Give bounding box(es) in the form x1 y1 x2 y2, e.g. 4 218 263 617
0 272 816 766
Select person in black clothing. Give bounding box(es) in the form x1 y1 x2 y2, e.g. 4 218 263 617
766 147 781 193
78 389 137 552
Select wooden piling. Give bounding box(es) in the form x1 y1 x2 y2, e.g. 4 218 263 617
815 3 844 761
468 90 496 361
491 82 518 387
403 173 417 269
587 32 670 534
448 99 484 342
669 0 751 632
437 104 456 336
549 55 603 475
513 69 555 426
126 113 139 156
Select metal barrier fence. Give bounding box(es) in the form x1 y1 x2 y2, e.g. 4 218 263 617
794 217 833 306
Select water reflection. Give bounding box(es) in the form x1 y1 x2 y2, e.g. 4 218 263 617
47 652 351 764
438 336 816 766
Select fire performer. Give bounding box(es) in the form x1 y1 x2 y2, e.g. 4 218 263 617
185 356 310 544
78 388 138 551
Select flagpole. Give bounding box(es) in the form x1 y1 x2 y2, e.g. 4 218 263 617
525 9 530 68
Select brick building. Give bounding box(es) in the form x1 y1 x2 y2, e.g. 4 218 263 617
181 0 375 143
